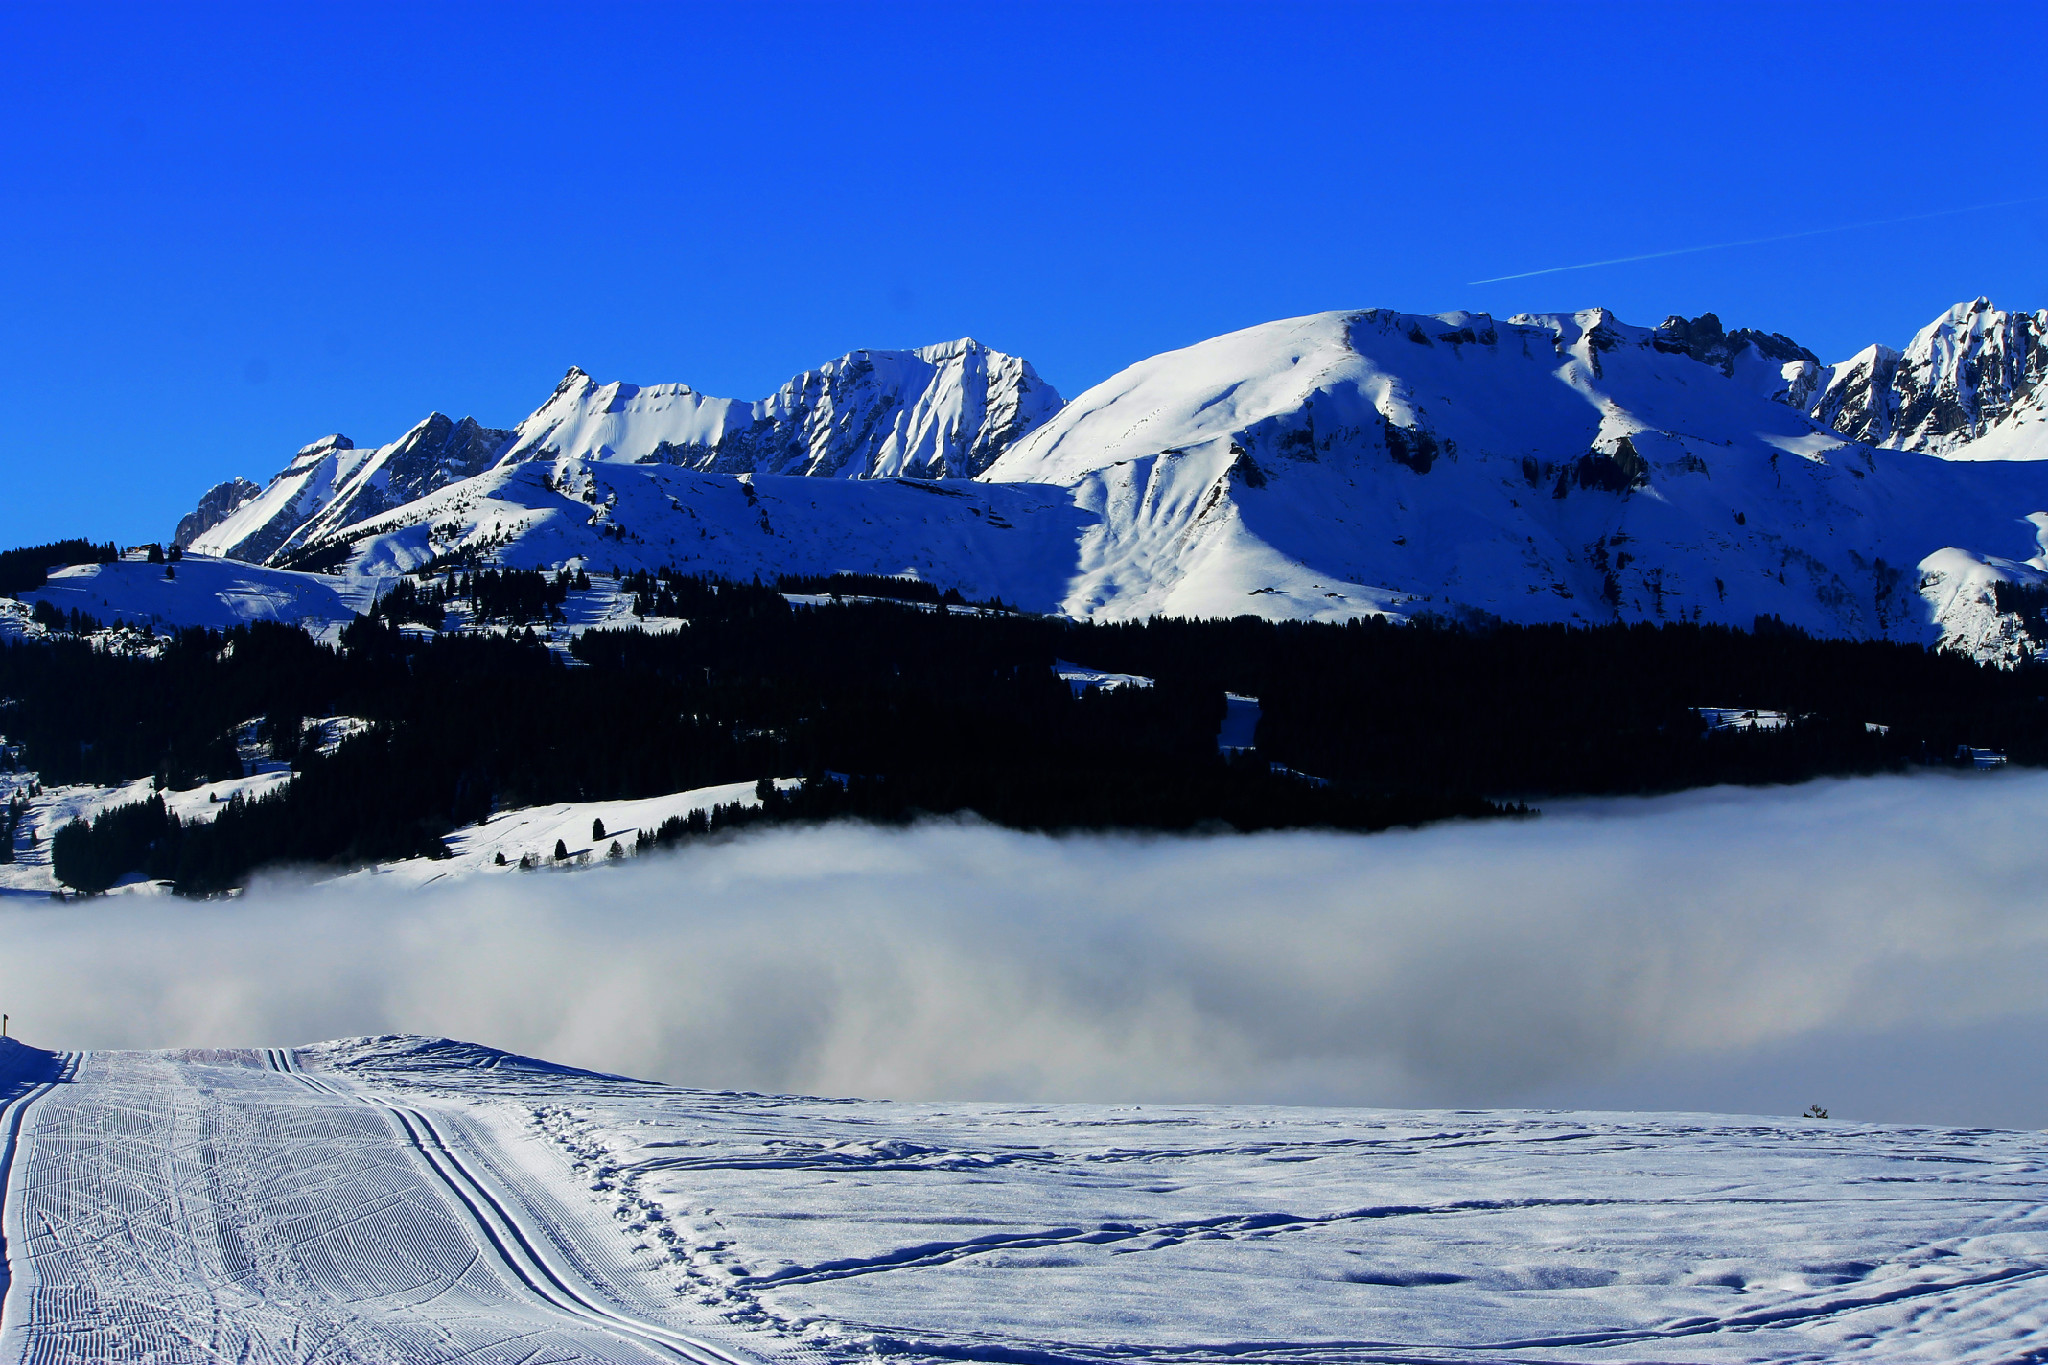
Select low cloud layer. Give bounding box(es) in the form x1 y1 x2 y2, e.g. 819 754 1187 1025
4 771 2047 1125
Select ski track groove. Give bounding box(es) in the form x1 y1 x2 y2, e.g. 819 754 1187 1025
3 1047 728 1363
0 1051 75 1348
260 1048 751 1365
5 1045 2043 1363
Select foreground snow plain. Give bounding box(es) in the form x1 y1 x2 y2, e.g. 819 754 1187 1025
0 1034 2043 1363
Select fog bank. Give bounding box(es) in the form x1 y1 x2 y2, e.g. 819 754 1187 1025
3 771 2046 1125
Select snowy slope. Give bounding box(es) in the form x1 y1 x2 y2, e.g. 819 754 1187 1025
133 300 2048 659
981 306 2048 635
183 341 1060 570
1 716 368 899
1 1035 2041 1363
187 434 372 563
189 417 516 563
19 553 372 635
0 772 296 900
304 458 1092 613
343 779 797 890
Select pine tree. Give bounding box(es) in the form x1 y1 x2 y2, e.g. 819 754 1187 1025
553 838 568 861
592 817 606 840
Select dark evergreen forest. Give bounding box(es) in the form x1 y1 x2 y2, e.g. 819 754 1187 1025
0 540 117 597
4 568 2043 895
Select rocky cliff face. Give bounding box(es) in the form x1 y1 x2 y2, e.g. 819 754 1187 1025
1654 313 1829 410
185 435 365 565
495 339 1060 481
1814 299 2048 455
173 478 262 549
271 414 515 561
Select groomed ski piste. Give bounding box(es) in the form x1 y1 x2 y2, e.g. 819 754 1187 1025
0 1035 2041 1362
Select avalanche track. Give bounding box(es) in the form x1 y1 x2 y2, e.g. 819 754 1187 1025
0 1037 2044 1363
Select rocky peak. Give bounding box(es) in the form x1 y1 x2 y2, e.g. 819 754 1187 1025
1815 299 2048 452
1654 313 1818 374
173 477 263 549
376 414 516 504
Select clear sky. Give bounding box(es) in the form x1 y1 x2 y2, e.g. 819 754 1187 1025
2 0 2043 548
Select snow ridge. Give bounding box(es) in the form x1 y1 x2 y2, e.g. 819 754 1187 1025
185 341 1061 569
495 339 1060 481
136 300 2048 662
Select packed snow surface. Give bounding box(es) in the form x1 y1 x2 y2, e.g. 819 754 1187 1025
0 1035 2042 1363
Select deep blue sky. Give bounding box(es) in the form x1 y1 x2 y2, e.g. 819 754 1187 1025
2 1 2043 548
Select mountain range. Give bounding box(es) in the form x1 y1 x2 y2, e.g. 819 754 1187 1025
117 297 2048 663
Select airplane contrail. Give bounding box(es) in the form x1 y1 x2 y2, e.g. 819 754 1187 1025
1467 196 2048 286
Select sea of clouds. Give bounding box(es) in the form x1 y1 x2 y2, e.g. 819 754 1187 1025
3 770 2046 1126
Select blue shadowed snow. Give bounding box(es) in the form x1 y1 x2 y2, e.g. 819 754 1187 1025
1218 692 1260 751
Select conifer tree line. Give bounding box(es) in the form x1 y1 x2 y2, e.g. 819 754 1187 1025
618 568 1008 619
1 794 27 865
2 564 2045 895
28 601 107 636
0 540 117 597
361 567 589 630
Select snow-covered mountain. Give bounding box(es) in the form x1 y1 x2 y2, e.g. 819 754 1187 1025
496 338 1058 480
1813 298 2048 460
183 339 1060 568
187 417 518 564
172 477 261 549
135 300 2048 661
980 306 2048 638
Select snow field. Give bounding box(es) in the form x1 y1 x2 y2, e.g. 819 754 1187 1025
503 1080 2048 1363
13 1034 2007 1365
0 1045 763 1364
341 780 800 889
22 555 367 636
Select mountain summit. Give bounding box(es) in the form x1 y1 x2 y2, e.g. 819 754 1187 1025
184 341 1060 567
155 301 2048 662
